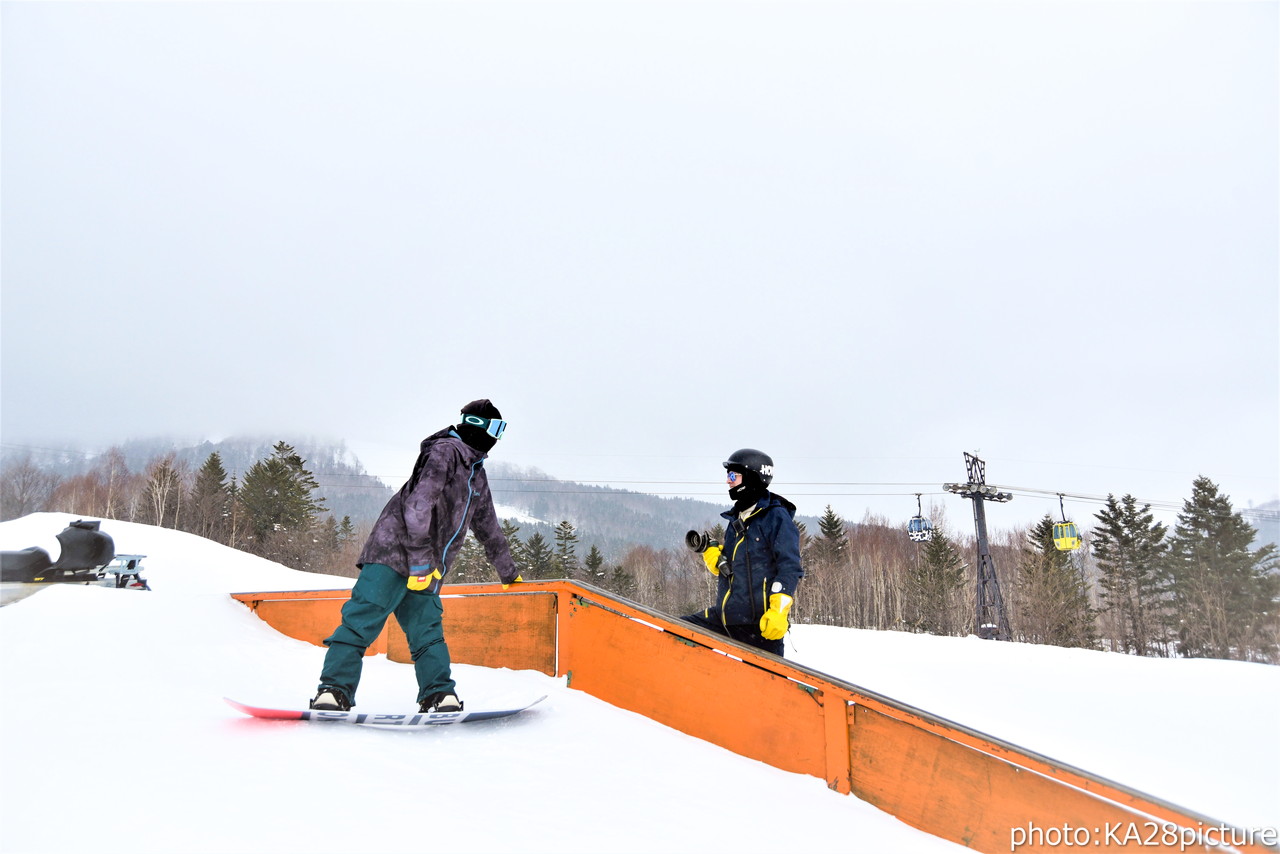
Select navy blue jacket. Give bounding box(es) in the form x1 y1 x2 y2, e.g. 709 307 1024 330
712 492 804 626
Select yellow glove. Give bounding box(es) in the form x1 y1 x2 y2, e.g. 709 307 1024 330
502 574 523 591
759 592 794 641
701 545 724 576
407 568 442 591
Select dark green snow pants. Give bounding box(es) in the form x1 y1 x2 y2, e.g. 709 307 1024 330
317 563 455 705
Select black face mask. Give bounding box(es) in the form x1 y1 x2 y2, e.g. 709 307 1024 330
457 424 498 453
729 477 767 508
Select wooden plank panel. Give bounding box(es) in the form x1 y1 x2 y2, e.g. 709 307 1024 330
252 597 387 656
823 694 853 793
231 589 353 602
849 705 1214 854
386 592 556 675
559 596 827 778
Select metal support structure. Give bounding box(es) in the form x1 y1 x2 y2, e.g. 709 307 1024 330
944 452 1012 641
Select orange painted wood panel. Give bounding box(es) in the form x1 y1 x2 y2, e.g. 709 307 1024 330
848 704 1215 854
386 592 557 675
841 697 1265 850
823 695 854 793
559 595 828 779
237 593 387 656
231 589 354 602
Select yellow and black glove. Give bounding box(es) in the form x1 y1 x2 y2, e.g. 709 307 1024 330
701 545 725 576
408 567 442 591
502 574 524 591
759 592 794 641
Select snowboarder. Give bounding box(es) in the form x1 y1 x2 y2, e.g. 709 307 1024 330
683 449 803 657
311 400 523 713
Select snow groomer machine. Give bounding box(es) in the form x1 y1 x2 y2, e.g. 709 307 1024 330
1 519 149 590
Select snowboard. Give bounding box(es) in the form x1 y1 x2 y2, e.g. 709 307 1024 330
224 695 545 727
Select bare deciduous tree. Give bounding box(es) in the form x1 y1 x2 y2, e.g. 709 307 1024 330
0 455 63 520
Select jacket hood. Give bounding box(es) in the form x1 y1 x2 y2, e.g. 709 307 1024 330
400 427 485 499
772 492 798 517
420 427 487 463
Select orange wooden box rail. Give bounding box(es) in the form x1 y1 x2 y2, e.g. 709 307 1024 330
231 581 1273 854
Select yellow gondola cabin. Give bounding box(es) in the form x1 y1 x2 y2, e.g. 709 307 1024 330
1053 521 1082 551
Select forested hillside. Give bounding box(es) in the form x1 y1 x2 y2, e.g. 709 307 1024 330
485 461 740 557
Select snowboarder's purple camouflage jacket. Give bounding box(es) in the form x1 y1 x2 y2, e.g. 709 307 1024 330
358 428 519 586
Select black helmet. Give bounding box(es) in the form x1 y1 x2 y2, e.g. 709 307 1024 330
723 448 774 486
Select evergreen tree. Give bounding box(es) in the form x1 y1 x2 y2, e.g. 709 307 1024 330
317 515 341 553
553 520 580 580
794 519 810 559
583 544 606 584
522 532 555 580
608 563 638 599
1092 494 1169 656
450 534 493 583
501 520 527 576
320 514 363 578
337 515 356 545
226 474 242 549
188 452 232 542
905 527 966 635
237 441 327 566
810 505 849 567
1017 515 1098 649
1166 477 1280 662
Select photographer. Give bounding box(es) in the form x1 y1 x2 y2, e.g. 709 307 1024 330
683 449 804 657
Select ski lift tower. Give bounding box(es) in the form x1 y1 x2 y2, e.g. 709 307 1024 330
944 452 1013 641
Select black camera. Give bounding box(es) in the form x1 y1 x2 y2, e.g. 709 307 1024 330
685 530 718 553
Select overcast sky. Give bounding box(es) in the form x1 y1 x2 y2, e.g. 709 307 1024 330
2 0 1276 533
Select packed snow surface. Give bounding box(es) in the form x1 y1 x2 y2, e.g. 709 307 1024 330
2 514 1276 854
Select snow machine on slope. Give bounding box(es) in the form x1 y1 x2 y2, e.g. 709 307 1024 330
0 519 118 584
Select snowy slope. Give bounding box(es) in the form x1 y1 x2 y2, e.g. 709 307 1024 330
1 513 1276 854
0 514 963 854
789 626 1279 832
494 503 546 525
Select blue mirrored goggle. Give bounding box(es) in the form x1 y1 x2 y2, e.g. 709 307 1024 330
462 414 507 439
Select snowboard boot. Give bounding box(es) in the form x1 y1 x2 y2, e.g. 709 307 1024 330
310 686 352 711
419 692 464 713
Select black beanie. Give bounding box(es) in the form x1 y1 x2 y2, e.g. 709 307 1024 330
461 399 501 421
457 399 502 453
